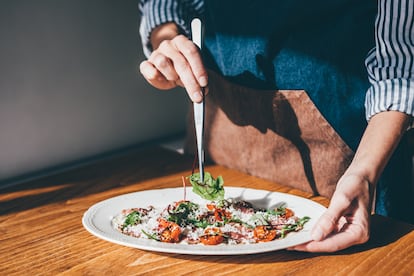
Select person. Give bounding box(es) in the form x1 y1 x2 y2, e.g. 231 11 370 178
138 0 414 252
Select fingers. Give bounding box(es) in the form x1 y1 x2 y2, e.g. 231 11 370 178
140 34 208 103
291 222 369 252
139 60 177 90
311 194 351 241
290 179 371 252
172 36 208 87
157 37 204 102
150 51 179 82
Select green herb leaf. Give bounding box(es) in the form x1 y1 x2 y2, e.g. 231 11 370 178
168 201 199 226
267 207 286 216
141 230 160 241
297 216 311 228
122 211 141 229
189 218 210 228
280 216 311 238
188 172 225 201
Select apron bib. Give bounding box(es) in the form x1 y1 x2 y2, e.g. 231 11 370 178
184 1 413 222
185 71 354 198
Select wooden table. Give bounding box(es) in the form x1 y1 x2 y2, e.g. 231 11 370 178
1 146 413 275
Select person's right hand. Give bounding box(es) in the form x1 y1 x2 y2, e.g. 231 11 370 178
139 23 208 103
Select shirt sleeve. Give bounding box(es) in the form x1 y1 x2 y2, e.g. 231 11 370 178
365 0 414 123
138 0 204 57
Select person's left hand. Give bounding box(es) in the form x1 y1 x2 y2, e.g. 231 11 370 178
290 172 372 252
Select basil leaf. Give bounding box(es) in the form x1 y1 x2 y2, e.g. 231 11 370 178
188 172 225 201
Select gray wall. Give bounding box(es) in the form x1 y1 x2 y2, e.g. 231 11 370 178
0 0 188 185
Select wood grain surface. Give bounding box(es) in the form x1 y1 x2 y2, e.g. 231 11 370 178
1 146 413 275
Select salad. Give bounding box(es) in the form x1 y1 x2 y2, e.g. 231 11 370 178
112 173 310 245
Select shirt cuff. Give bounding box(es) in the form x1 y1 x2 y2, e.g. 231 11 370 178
139 1 192 58
365 78 414 127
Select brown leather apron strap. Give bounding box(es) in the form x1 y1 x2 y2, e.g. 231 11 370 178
185 71 354 198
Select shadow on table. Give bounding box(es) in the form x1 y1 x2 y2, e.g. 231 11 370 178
157 249 319 264
163 215 413 264
338 214 414 253
0 146 194 216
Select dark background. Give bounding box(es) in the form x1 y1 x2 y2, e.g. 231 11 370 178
0 0 187 187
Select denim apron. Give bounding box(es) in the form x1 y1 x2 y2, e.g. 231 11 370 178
185 1 414 222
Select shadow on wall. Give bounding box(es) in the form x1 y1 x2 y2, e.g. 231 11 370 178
0 0 188 186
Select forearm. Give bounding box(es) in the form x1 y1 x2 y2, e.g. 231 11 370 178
347 111 411 186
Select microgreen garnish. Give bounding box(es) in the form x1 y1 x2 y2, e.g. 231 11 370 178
188 172 224 200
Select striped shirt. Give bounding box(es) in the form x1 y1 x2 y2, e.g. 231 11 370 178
139 0 414 123
139 0 204 57
365 0 414 122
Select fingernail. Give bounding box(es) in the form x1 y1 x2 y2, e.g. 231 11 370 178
192 91 202 102
199 76 208 87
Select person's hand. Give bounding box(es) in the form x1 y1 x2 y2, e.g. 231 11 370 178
292 111 410 252
291 172 372 252
139 23 208 103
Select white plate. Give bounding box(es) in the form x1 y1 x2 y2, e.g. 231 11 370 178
82 187 326 255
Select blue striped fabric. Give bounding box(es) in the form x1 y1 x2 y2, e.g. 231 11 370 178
138 0 204 57
365 0 414 123
139 0 414 125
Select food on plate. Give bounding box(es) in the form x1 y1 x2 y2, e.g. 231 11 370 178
112 198 310 245
112 172 310 245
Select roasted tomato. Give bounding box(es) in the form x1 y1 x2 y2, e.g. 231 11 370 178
206 203 216 211
206 203 231 222
254 225 277 242
199 227 225 245
282 208 294 219
214 208 231 222
158 219 181 243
